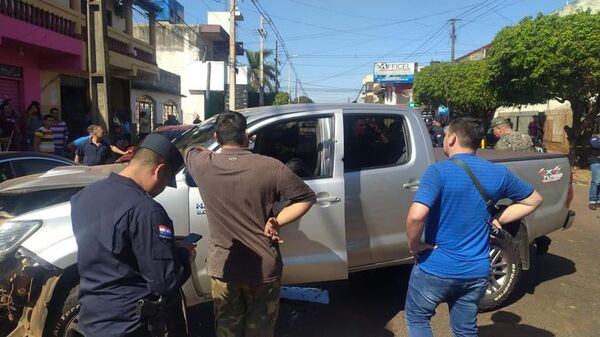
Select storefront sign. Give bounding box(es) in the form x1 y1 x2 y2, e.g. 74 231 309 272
373 62 416 83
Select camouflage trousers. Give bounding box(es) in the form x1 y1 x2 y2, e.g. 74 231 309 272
211 277 281 337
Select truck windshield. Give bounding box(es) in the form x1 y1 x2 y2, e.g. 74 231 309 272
0 187 83 217
173 116 218 154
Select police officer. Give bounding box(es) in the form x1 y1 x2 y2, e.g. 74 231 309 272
430 116 445 148
71 134 195 337
490 117 534 152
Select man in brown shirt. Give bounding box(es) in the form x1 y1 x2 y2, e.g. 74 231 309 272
185 111 315 337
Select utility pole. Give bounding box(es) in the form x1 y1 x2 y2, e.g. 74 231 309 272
87 0 111 133
288 61 292 104
274 40 279 92
228 0 236 110
258 15 266 106
449 18 460 62
294 79 298 103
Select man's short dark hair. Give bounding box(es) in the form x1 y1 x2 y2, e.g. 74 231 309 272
215 111 247 145
131 148 166 167
448 118 483 150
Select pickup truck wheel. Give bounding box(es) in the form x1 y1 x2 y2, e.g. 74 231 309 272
479 229 522 312
48 285 84 337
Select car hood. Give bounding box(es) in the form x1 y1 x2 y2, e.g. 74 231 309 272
0 164 126 193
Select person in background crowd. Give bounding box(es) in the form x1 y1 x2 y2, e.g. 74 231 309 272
589 134 600 210
430 117 445 148
68 124 128 158
110 123 130 155
564 125 576 164
137 110 151 144
50 108 69 157
74 125 111 166
185 111 316 337
33 115 56 154
0 99 23 151
164 115 180 126
193 114 202 125
528 116 539 140
67 125 96 154
490 117 534 152
404 118 542 337
120 112 132 143
26 101 42 149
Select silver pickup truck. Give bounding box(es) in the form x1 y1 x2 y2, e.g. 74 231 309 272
0 104 575 337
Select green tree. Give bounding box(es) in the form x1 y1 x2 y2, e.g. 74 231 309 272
294 95 314 104
488 12 600 166
273 92 290 105
413 62 450 110
245 49 278 92
413 60 499 122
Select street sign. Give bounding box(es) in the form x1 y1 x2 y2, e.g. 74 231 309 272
408 101 420 108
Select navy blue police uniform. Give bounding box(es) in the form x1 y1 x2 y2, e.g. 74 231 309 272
71 134 189 337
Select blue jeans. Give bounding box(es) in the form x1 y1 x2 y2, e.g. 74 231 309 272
405 265 489 337
590 162 600 204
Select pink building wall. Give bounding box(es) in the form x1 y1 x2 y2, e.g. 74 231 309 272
0 14 84 112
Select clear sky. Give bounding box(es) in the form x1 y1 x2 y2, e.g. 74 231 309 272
174 0 568 103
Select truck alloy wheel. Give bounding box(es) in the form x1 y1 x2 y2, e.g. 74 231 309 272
479 229 522 312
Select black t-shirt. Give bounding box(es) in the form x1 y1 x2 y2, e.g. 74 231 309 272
71 173 191 337
76 138 111 166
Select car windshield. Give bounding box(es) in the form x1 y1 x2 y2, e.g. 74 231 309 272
173 116 218 154
0 187 83 217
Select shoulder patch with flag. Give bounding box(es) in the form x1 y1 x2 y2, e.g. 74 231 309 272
158 224 174 240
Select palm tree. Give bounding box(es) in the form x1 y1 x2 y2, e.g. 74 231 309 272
245 49 277 92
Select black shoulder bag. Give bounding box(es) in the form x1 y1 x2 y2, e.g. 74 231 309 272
449 158 501 235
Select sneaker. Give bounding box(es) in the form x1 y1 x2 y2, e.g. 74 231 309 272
590 204 598 210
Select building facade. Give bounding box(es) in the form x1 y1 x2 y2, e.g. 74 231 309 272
136 8 247 124
130 69 182 128
0 0 163 141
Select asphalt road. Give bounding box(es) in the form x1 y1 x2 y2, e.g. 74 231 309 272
189 184 600 337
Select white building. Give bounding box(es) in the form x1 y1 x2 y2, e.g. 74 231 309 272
135 10 247 124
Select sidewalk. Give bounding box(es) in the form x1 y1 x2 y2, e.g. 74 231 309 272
572 168 591 186
545 142 590 186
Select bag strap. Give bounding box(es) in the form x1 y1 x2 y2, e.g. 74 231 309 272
449 158 499 214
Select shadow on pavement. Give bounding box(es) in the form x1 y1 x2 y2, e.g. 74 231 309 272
501 251 576 308
479 311 555 337
188 252 573 336
188 265 412 337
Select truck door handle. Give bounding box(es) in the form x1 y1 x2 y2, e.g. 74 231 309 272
403 181 420 189
317 196 341 203
316 192 341 207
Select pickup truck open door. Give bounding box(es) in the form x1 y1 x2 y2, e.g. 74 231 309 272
249 110 348 284
186 110 348 295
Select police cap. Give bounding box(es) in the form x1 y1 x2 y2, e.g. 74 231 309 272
137 133 184 187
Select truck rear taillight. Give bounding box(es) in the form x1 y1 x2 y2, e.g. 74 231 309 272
566 171 574 208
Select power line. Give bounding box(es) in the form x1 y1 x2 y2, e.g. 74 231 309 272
253 2 486 43
316 21 449 83
249 0 307 97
